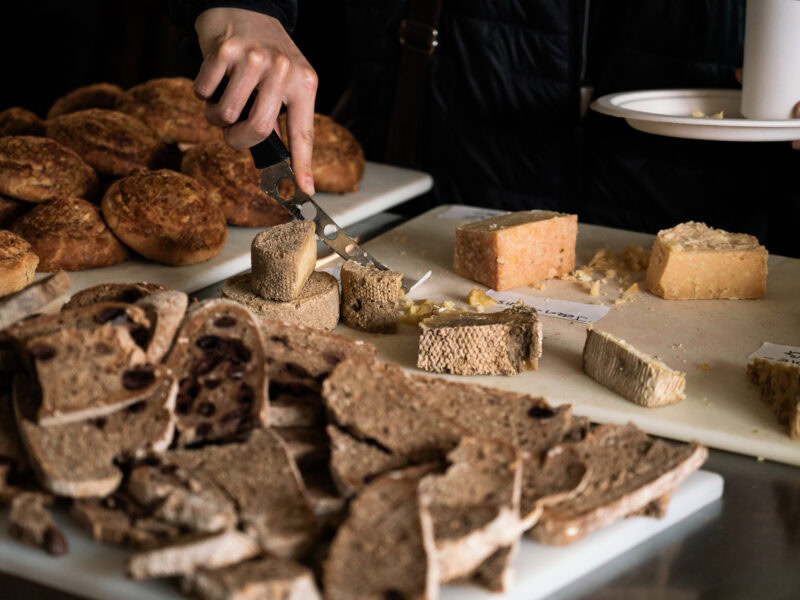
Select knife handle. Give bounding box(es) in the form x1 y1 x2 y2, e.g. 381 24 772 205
209 76 290 169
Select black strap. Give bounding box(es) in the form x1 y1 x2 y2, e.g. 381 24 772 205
384 0 443 168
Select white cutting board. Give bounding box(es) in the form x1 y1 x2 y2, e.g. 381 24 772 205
33 161 432 296
329 205 800 466
0 471 722 600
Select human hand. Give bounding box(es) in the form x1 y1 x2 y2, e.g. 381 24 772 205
193 7 318 194
736 68 800 149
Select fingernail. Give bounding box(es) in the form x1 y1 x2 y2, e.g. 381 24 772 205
304 175 315 195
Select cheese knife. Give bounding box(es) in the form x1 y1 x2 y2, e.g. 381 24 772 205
210 78 421 292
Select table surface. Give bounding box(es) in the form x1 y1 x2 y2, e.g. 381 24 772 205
3 212 798 600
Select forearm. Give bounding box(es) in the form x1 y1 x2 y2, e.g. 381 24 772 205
166 0 297 33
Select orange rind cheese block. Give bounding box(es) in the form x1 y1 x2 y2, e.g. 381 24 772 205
646 222 767 300
453 210 577 291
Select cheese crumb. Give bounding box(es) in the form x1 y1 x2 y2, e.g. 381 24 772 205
711 111 724 119
589 280 601 297
697 362 713 371
691 110 706 118
466 288 498 307
533 282 546 291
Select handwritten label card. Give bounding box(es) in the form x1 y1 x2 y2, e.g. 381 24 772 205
437 205 508 222
486 290 609 324
748 342 800 366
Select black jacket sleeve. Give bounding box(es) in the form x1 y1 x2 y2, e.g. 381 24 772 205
167 0 297 33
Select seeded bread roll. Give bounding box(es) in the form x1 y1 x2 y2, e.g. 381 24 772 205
181 141 291 226
251 221 317 301
0 230 38 297
102 169 227 266
47 83 129 119
222 271 340 331
0 108 45 137
279 113 365 193
0 136 98 202
0 195 30 228
340 260 403 333
11 197 128 271
46 109 166 176
117 77 222 144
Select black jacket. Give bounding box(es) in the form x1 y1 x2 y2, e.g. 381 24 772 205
169 0 799 255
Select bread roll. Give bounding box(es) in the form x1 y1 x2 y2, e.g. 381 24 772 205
11 197 128 271
102 169 226 266
0 108 45 137
0 229 38 296
47 83 128 119
0 136 98 202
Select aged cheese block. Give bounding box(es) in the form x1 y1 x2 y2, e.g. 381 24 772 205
582 327 686 407
747 358 800 439
222 271 340 331
453 210 577 291
340 260 403 333
417 305 542 376
251 221 317 302
646 221 768 300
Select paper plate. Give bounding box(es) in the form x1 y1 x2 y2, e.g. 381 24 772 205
591 89 800 142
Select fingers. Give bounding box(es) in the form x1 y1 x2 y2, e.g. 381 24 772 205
735 67 743 85
284 65 319 195
223 64 287 149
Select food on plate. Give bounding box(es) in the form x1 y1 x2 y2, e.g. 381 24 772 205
0 270 70 331
323 465 437 600
0 107 45 137
691 110 724 119
418 437 523 584
646 221 768 300
132 290 188 364
529 423 707 544
222 271 340 331
0 195 30 228
0 136 98 203
181 141 291 227
340 260 404 333
8 491 67 555
102 169 227 266
561 244 650 300
454 210 578 291
181 557 322 600
46 109 166 176
61 281 167 311
127 529 261 580
251 220 317 302
0 229 38 297
417 304 543 376
12 197 128 271
279 113 365 193
582 326 686 407
164 299 268 446
466 287 497 306
747 358 800 439
13 374 176 497
47 82 128 119
116 77 222 144
397 297 461 323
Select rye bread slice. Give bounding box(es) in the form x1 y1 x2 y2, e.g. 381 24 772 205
127 463 237 533
27 324 163 426
166 299 268 446
272 426 329 465
0 392 25 464
327 424 409 497
298 465 348 526
418 305 543 376
134 290 188 363
128 529 261 579
181 556 322 600
269 389 325 427
164 429 317 558
340 260 404 333
418 437 524 582
323 465 438 600
529 423 708 545
61 281 168 311
250 220 317 302
0 270 70 330
13 374 176 497
70 494 183 549
8 491 68 556
323 358 590 523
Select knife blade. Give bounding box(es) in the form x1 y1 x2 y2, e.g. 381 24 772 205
210 78 420 292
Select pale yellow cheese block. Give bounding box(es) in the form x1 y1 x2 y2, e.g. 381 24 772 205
646 222 767 300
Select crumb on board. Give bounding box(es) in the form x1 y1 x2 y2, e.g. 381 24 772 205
757 456 765 462
589 280 601 297
561 245 649 299
533 282 546 291
466 288 497 307
697 362 713 371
